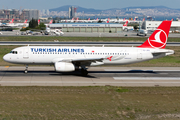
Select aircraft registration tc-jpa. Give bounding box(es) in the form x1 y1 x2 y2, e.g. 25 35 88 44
3 21 174 76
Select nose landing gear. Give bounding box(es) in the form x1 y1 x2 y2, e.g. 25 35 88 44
24 65 28 73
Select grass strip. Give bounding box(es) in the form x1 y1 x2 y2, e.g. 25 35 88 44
0 86 180 119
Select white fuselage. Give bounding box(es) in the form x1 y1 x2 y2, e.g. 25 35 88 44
3 46 174 66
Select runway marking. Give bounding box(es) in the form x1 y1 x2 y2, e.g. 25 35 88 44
1 81 180 84
113 77 180 80
105 69 180 72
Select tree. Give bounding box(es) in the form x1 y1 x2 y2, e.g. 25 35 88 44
29 18 38 28
37 23 46 30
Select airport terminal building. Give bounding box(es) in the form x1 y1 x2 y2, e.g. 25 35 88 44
142 21 180 32
49 23 123 33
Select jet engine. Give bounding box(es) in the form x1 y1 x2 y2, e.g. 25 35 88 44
55 62 75 72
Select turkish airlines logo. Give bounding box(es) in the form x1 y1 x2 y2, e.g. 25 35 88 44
148 29 167 48
107 56 113 61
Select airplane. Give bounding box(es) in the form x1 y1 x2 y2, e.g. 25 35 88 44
137 29 148 36
45 27 64 36
17 19 28 27
3 19 18 27
45 20 53 27
49 20 53 24
137 18 148 36
90 18 99 23
45 20 64 36
77 18 98 23
75 18 92 23
123 21 134 31
61 18 76 23
3 21 174 76
38 19 40 24
51 29 64 36
9 19 14 24
85 18 91 22
103 18 124 23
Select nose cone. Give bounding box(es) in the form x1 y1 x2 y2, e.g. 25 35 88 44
3 54 8 62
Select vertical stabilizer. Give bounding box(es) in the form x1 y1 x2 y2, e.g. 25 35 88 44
138 21 172 49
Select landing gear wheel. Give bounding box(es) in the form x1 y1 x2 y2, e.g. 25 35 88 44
81 69 88 76
24 65 28 74
24 70 28 74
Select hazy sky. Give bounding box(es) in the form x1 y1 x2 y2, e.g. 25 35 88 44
1 0 180 10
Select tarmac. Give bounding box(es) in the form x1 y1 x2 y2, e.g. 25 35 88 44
0 66 180 86
1 30 180 37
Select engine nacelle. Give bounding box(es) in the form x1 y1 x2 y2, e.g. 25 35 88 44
55 62 75 72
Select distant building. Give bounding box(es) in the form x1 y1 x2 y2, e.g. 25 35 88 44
69 6 75 19
42 9 46 15
142 21 180 32
49 23 123 33
0 9 20 20
0 9 39 20
21 9 29 20
42 9 49 16
29 10 39 19
46 9 50 16
21 9 39 20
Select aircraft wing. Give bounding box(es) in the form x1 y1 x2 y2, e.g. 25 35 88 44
72 58 104 62
52 57 104 63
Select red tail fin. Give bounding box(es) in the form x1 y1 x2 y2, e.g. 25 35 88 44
138 21 172 49
49 20 53 24
9 19 14 24
123 21 128 26
24 19 27 23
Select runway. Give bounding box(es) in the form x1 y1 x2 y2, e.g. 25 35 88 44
0 66 180 86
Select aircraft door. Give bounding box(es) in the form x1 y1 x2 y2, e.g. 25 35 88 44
23 48 29 59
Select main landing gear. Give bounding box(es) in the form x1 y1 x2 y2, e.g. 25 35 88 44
24 64 28 73
81 66 88 76
81 69 88 76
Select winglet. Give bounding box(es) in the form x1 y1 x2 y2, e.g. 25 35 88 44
138 20 172 49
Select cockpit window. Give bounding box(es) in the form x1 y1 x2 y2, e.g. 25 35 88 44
10 51 18 54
